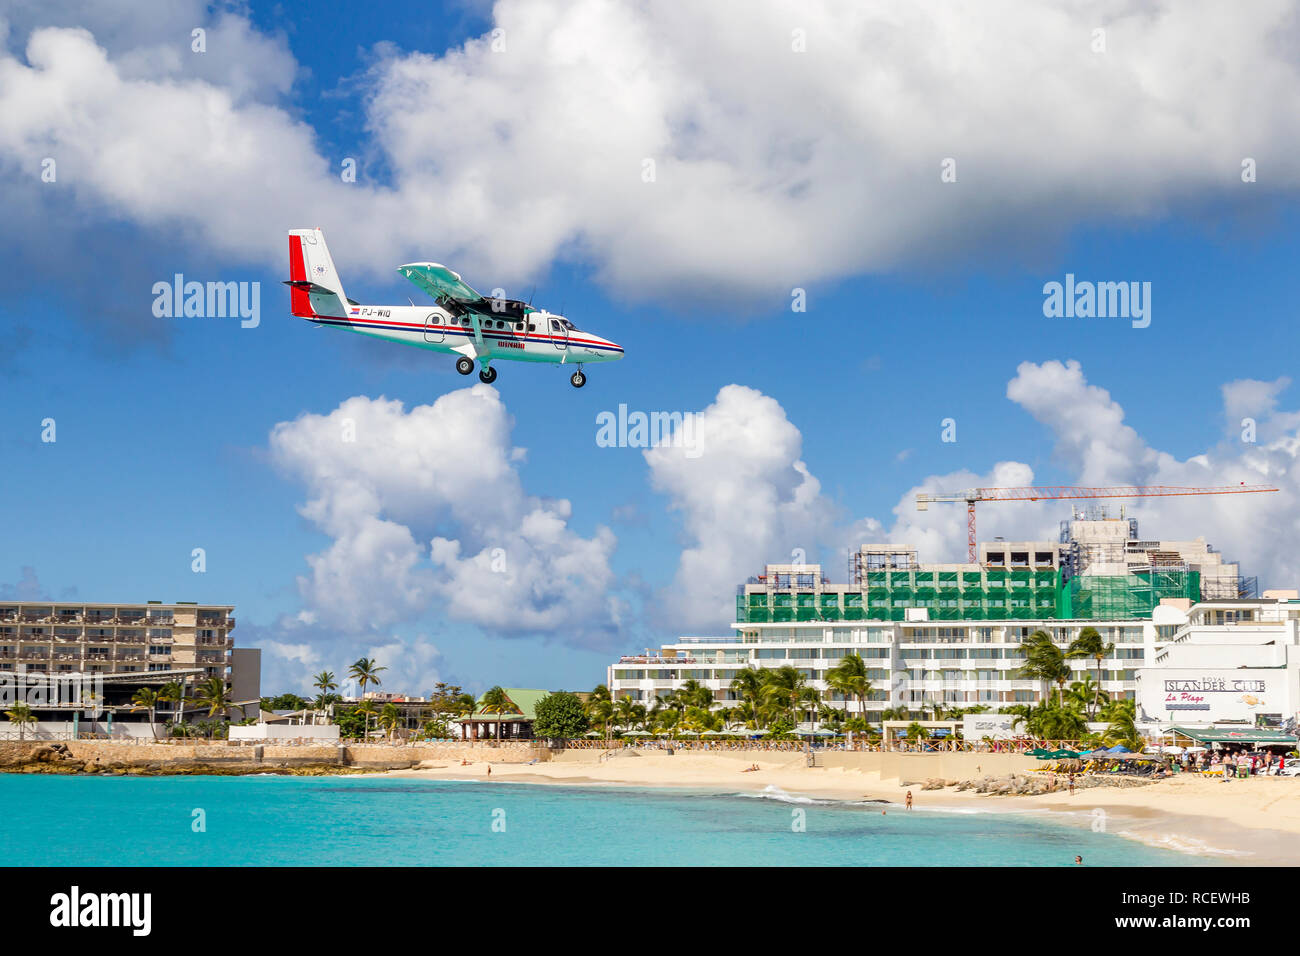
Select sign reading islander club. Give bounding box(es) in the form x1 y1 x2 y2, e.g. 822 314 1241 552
1139 668 1285 722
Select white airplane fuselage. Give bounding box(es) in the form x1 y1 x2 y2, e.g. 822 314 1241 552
306 304 624 366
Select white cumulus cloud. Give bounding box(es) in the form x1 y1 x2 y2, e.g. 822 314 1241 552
3 1 1300 304
268 387 621 645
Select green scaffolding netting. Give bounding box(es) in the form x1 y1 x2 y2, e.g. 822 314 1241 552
732 567 1202 624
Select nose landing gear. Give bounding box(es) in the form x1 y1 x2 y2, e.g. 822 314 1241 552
479 365 498 384
570 368 586 388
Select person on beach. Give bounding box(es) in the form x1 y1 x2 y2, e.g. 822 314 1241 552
1068 773 1075 796
905 790 913 810
1074 855 1083 865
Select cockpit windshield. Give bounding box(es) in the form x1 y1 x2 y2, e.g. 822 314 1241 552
562 319 578 331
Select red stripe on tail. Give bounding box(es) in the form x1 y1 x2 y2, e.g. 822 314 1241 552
288 235 315 317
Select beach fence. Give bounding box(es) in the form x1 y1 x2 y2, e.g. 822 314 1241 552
553 737 1092 753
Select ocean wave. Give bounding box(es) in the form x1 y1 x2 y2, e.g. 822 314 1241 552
734 785 831 805
1117 830 1253 859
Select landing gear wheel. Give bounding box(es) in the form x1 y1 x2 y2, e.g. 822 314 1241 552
455 356 474 376
570 370 586 388
479 366 498 384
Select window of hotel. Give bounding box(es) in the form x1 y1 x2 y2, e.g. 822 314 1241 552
756 648 788 659
1117 626 1143 644
148 646 170 656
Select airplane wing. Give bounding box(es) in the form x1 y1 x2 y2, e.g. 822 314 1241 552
398 262 482 304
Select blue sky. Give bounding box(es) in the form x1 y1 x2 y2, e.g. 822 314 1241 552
3 1 1299 697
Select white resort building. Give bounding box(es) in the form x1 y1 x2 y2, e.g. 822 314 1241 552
607 513 1300 732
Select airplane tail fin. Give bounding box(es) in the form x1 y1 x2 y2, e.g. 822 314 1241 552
286 228 349 318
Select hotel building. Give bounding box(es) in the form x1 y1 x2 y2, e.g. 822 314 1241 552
607 513 1294 728
0 600 244 730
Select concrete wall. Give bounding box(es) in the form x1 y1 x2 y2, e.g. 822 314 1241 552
0 721 166 740
0 739 552 773
229 724 339 742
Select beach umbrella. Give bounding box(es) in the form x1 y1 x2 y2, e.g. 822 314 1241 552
623 730 650 737
1107 745 1132 754
700 730 724 737
675 730 699 737
815 729 839 737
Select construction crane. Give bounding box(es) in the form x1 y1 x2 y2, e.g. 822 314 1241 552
915 484 1279 564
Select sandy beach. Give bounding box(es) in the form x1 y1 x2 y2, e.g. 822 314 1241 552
370 749 1300 865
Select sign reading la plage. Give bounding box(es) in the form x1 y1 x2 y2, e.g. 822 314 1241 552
1141 670 1278 720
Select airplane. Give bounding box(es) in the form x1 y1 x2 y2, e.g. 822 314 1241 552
284 228 623 387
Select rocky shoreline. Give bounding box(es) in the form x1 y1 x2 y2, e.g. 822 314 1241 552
0 739 551 777
917 771 1153 796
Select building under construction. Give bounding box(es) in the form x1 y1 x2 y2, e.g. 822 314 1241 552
736 509 1253 625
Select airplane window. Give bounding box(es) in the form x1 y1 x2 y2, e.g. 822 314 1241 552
528 322 535 332
496 320 505 330
514 322 523 331
563 320 577 331
550 320 561 331
461 317 470 326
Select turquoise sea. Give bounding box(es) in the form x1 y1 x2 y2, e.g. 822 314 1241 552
0 775 1204 866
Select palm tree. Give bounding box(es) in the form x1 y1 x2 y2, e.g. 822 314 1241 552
194 676 231 719
348 658 387 738
612 696 644 733
586 685 614 737
728 668 767 727
797 686 822 729
130 688 161 738
158 680 189 727
1103 698 1142 750
378 702 402 740
1017 630 1071 705
478 686 514 741
728 699 762 730
353 700 377 739
1065 675 1109 721
653 705 681 735
1067 627 1114 717
312 671 338 725
759 666 806 723
1008 700 1088 742
676 679 712 710
825 653 873 722
5 703 36 740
